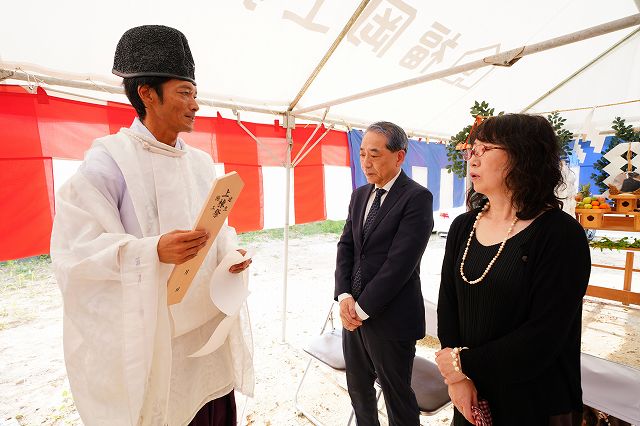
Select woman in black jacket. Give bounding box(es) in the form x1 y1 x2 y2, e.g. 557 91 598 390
436 113 591 425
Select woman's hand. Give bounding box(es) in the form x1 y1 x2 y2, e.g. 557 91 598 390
449 379 478 425
435 347 469 385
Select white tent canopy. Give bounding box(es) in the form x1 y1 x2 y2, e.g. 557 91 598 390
2 0 639 136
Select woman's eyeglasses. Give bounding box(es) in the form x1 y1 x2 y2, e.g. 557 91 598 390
462 145 505 161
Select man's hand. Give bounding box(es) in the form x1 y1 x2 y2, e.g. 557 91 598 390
157 229 209 264
229 249 252 274
448 379 478 424
339 297 363 331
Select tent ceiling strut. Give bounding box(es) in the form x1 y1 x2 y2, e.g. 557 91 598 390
293 13 640 115
287 0 371 111
0 68 283 116
521 27 640 113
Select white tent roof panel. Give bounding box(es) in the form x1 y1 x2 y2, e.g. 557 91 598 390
529 29 640 121
1 0 639 136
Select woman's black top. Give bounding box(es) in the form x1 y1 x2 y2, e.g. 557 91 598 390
437 208 591 425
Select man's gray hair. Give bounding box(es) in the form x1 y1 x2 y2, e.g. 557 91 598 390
365 121 408 153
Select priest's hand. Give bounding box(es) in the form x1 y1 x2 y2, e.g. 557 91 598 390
229 249 252 274
157 229 209 264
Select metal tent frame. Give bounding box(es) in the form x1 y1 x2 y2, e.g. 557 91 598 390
2 7 639 342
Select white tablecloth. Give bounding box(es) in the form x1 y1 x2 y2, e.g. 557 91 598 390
582 352 640 425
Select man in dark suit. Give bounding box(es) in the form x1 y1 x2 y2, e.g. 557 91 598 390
335 121 434 425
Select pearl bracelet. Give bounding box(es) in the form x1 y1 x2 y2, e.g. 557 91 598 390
451 347 469 379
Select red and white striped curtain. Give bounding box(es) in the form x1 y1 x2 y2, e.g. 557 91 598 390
0 85 350 261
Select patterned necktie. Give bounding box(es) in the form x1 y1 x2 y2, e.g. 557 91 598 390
352 188 386 298
362 188 386 239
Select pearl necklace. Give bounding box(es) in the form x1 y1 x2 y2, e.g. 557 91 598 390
459 202 519 285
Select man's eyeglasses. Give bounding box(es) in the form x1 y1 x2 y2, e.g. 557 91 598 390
462 145 505 161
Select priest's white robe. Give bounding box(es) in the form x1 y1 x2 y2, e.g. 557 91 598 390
51 120 254 426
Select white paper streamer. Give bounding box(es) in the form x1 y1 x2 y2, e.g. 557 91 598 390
189 313 239 358
188 249 253 357
211 249 252 315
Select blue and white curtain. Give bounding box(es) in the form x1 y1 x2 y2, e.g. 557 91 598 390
347 130 465 212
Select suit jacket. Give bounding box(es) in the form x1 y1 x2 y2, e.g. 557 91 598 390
335 170 434 340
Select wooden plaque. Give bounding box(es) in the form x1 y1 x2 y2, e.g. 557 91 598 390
166 171 244 305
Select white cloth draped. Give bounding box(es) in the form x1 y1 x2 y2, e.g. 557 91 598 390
51 124 254 426
581 353 640 424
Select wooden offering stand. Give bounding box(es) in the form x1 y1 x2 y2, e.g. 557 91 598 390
575 194 640 305
575 194 640 231
576 141 640 231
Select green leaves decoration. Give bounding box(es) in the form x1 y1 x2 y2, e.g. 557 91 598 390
547 111 573 163
590 236 640 251
445 101 500 179
445 103 572 179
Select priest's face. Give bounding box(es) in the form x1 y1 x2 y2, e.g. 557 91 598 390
150 79 199 135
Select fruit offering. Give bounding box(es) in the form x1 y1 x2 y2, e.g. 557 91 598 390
575 184 612 210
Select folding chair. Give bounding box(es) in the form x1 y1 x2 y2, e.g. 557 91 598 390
368 355 450 424
411 355 451 416
295 304 450 425
370 356 450 424
294 303 348 426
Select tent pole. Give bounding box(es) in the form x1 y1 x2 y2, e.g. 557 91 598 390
521 27 640 113
281 113 295 343
287 0 371 111
293 13 640 115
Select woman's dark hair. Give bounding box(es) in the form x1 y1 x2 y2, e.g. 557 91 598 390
123 76 170 120
466 113 564 220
